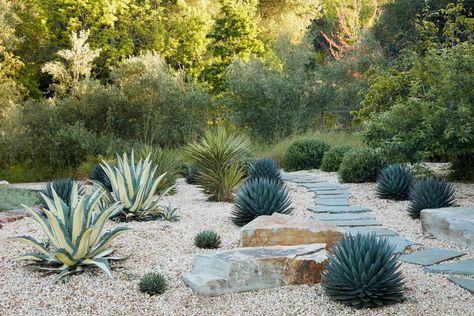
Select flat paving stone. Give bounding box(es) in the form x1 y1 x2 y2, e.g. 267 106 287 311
399 248 465 266
308 205 372 214
425 259 474 275
319 218 381 227
385 236 418 254
344 227 399 237
316 194 352 200
313 213 376 221
315 198 349 206
304 184 348 190
312 191 352 197
447 277 474 294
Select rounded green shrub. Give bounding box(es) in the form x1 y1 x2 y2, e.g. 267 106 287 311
248 158 282 182
283 139 331 171
231 178 292 227
338 148 385 183
376 164 414 200
323 234 405 308
139 272 167 295
320 145 352 172
194 230 222 249
407 176 455 219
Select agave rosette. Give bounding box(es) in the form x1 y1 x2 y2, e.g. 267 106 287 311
13 184 128 280
98 152 175 221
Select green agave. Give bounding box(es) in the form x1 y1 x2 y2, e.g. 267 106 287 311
407 176 455 219
323 234 405 308
90 163 113 192
42 178 85 206
231 178 292 227
98 152 175 221
13 184 128 280
376 164 414 200
248 158 282 183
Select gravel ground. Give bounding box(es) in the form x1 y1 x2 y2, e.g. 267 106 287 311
0 175 473 316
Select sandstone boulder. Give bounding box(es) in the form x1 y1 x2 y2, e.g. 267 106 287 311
240 213 344 248
182 243 328 296
421 207 473 248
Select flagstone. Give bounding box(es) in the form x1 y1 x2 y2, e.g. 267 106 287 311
425 259 474 275
308 205 372 214
344 227 398 236
447 277 474 294
399 248 465 266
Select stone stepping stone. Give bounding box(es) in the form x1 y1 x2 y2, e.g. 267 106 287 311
344 227 399 237
304 183 348 190
319 218 381 227
308 205 372 214
315 198 349 206
398 248 465 266
182 243 328 296
316 194 352 200
425 259 474 275
385 236 418 254
447 277 474 294
312 213 376 221
312 191 351 197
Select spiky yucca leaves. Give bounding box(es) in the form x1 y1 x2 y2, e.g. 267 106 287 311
90 164 112 192
248 158 282 183
13 184 128 281
184 128 250 202
98 152 175 221
232 178 292 227
75 155 115 180
42 179 85 206
376 164 414 200
323 234 405 308
407 176 455 219
136 145 181 195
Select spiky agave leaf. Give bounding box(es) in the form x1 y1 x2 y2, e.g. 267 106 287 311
13 184 129 280
231 178 292 227
194 230 221 249
90 163 113 192
41 179 85 207
407 176 455 219
376 164 414 200
323 234 405 308
97 152 175 221
248 158 282 183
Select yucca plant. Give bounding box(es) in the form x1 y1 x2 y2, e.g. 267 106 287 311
13 184 128 280
90 164 113 192
376 164 414 200
76 155 115 180
42 179 85 207
248 158 282 183
136 145 181 195
184 128 250 202
97 152 175 221
407 176 455 219
231 178 292 227
323 234 405 308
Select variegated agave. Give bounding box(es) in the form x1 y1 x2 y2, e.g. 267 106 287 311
97 152 175 221
13 184 128 281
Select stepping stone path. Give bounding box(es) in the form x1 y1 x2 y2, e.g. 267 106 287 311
399 248 465 266
447 277 474 294
281 171 473 295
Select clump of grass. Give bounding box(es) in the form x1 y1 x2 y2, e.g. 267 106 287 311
0 187 41 211
139 272 167 295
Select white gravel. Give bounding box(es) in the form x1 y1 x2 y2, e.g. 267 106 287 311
0 175 473 316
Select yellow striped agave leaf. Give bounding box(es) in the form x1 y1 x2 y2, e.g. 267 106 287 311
13 184 129 281
97 152 175 221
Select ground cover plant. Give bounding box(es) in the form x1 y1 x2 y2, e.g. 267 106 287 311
0 187 41 211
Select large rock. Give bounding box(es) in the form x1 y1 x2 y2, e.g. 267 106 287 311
240 213 344 248
421 207 473 248
182 243 328 296
0 180 9 186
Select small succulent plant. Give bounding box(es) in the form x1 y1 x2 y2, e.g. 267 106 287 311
376 164 414 200
323 234 405 308
41 178 85 207
231 178 292 227
158 204 180 222
407 176 455 219
90 164 112 192
139 272 167 295
247 158 282 183
194 230 221 249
